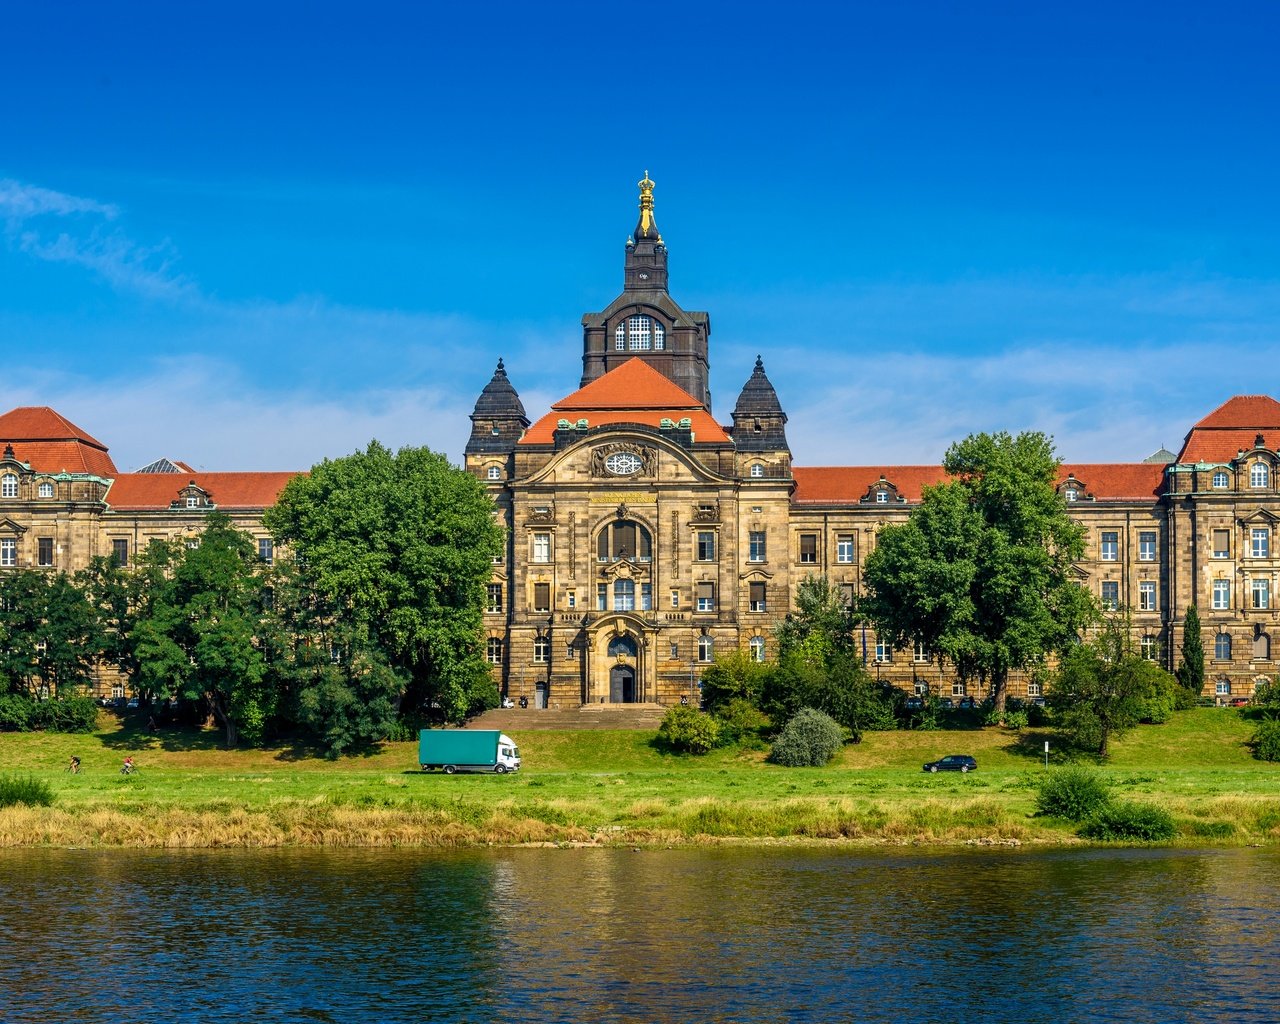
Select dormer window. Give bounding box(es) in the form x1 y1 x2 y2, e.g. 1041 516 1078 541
1251 463 1270 488
876 490 889 504
1064 488 1079 502
750 463 764 478
487 466 502 481
1213 471 1230 489
186 495 200 509
38 482 53 499
1 475 16 498
614 315 665 352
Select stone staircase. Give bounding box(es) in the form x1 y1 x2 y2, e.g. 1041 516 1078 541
468 703 668 731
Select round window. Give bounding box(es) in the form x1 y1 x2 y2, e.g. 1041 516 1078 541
605 452 643 475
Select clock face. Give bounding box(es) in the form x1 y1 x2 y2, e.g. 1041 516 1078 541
605 452 643 476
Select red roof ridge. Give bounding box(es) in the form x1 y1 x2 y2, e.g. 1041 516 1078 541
1192 395 1280 430
0 405 110 450
553 358 706 412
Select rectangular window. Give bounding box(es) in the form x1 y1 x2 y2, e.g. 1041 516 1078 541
37 538 53 567
1216 679 1232 696
111 539 129 567
875 639 891 663
836 534 855 563
641 583 652 611
1215 632 1232 660
749 581 766 612
1139 581 1157 612
1140 635 1158 661
670 589 679 609
1101 580 1119 611
1212 579 1231 611
748 531 767 562
486 583 503 613
0 538 15 567
597 583 607 611
1138 531 1156 562
670 642 679 659
258 538 273 565
696 581 715 612
698 635 714 662
1100 531 1118 561
1252 528 1270 559
1213 529 1231 559
566 590 576 609
914 640 929 663
1027 679 1043 697
533 637 549 663
799 534 818 564
532 533 551 563
952 680 967 697
840 583 855 608
1253 578 1270 610
533 582 550 612
696 531 716 561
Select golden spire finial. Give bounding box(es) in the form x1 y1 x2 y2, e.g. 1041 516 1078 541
637 171 656 236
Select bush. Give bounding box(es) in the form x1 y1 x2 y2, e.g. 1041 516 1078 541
1078 801 1177 842
33 696 99 733
1034 765 1112 821
0 693 35 731
657 705 720 754
712 698 769 749
0 774 55 808
1251 719 1280 762
768 708 843 767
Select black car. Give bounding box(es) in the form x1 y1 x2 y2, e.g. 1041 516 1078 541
923 754 978 773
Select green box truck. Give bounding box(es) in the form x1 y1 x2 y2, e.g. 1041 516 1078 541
418 729 521 774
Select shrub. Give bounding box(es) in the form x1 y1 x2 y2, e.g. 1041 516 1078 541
768 708 843 767
33 696 99 734
1078 802 1177 842
1034 765 1112 821
1251 719 1280 762
657 705 720 754
713 698 769 749
0 693 35 731
0 774 54 808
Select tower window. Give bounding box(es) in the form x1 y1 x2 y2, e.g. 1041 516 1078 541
487 466 501 480
615 315 663 352
38 481 54 498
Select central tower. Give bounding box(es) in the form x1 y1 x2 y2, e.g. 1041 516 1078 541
579 173 712 409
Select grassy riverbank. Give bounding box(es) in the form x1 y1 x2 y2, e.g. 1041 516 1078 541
2 708 1278 848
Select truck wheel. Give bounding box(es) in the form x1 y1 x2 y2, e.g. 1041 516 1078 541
495 764 508 774
444 765 457 775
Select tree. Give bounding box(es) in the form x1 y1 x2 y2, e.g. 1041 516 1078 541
1050 616 1177 757
699 649 768 712
1175 604 1205 702
264 441 503 724
0 571 47 694
862 431 1094 711
775 575 858 665
132 514 277 747
77 556 139 682
35 572 100 693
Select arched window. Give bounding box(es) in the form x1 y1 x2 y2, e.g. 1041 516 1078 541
487 466 501 481
0 475 16 498
749 635 765 662
1251 462 1270 488
614 315 665 352
698 633 714 663
1213 470 1230 489
486 637 503 665
750 463 763 478
608 634 637 658
1253 632 1271 661
1215 632 1232 660
37 481 53 498
613 578 635 611
597 519 652 561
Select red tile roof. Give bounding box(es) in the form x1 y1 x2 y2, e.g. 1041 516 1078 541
1178 396 1280 463
0 406 117 475
522 358 731 444
105 473 299 511
792 463 1164 505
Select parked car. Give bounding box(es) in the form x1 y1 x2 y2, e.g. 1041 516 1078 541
936 697 954 709
923 754 978 773
126 698 139 709
905 696 924 710
1229 696 1250 708
957 696 976 710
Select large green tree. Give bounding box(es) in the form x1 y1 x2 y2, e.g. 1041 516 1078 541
0 570 100 695
131 514 277 746
862 431 1093 711
264 441 503 724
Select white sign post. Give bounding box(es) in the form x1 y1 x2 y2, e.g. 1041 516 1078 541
1044 740 1050 769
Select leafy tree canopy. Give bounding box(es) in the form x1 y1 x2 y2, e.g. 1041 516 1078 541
862 431 1093 709
264 441 503 724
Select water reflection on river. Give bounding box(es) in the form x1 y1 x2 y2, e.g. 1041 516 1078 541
2 846 1278 1023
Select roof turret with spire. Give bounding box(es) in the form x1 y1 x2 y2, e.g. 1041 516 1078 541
730 356 790 453
465 359 530 456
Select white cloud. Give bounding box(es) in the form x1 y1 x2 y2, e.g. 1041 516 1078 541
0 179 118 221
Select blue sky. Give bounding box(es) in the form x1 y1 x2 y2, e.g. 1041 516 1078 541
3 1 1279 471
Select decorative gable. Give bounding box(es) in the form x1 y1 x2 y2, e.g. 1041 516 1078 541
171 482 214 511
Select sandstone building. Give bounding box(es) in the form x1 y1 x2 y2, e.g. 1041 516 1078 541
4 177 1279 705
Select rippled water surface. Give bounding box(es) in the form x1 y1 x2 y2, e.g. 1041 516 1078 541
3 846 1279 1023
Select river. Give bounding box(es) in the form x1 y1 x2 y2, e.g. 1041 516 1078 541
2 846 1278 1023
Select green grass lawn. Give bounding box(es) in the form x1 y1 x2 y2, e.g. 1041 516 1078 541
0 707 1276 848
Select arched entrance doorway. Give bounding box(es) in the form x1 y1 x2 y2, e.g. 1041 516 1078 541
609 665 637 703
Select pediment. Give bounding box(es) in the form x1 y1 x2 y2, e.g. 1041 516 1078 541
1239 508 1280 525
0 517 27 534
